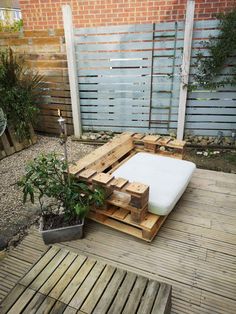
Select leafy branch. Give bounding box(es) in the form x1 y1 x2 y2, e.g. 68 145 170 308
0 48 44 140
18 153 106 220
190 9 236 90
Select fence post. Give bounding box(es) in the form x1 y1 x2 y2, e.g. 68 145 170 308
62 5 82 138
177 0 195 140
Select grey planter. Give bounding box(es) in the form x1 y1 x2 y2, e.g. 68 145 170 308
39 217 84 245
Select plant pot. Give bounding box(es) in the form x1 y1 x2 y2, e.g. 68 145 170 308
39 217 84 245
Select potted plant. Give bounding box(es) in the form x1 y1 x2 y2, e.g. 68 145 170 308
18 153 105 244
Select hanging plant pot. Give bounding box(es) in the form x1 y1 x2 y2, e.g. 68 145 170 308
39 216 84 245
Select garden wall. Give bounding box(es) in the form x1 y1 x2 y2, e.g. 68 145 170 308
0 30 73 135
19 0 235 30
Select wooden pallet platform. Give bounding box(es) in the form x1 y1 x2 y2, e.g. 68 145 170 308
0 124 37 160
89 205 168 242
69 132 186 241
0 246 172 314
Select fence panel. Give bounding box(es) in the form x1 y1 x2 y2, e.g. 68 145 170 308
74 22 183 134
75 19 236 136
186 19 236 136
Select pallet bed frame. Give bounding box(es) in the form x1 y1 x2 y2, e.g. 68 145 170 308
70 132 186 242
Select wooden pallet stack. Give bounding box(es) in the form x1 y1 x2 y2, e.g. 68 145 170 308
0 125 37 160
133 134 185 158
70 132 185 241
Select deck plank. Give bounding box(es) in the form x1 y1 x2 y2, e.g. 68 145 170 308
0 168 235 313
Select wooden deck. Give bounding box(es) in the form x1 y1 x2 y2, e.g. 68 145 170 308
0 168 236 313
0 247 171 314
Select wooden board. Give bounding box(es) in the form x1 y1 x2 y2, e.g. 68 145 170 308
69 132 134 175
0 247 171 314
88 208 168 242
1 168 236 314
133 133 185 158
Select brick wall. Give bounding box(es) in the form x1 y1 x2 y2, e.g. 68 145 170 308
19 0 235 31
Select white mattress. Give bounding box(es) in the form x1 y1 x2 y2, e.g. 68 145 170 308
113 152 196 216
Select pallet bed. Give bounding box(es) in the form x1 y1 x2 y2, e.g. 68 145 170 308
70 132 185 242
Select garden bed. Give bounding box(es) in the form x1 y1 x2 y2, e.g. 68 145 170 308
185 148 236 173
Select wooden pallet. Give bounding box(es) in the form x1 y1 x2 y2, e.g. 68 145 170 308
133 133 185 159
70 132 185 242
88 206 168 242
0 246 172 314
0 124 37 160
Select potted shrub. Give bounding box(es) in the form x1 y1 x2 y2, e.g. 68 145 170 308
18 153 105 244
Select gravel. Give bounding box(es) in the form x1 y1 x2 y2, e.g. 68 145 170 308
0 135 95 248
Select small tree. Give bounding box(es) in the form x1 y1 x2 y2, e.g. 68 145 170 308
18 153 105 223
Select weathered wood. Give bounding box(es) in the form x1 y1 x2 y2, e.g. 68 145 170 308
70 132 134 175
62 5 82 138
152 284 172 314
59 258 95 304
1 165 236 313
177 0 195 140
39 252 77 295
137 280 160 314
0 248 172 313
93 268 126 313
69 261 105 309
80 265 116 313
19 247 59 287
49 255 87 300
107 272 137 314
122 276 148 314
0 125 37 160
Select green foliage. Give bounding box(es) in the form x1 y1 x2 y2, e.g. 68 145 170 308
0 19 23 32
191 9 236 90
0 48 43 140
18 153 106 220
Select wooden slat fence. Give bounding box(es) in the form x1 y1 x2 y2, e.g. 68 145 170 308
74 20 236 136
0 20 235 137
0 30 74 135
74 22 184 134
186 19 236 136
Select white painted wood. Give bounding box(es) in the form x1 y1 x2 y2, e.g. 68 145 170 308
62 5 82 137
177 0 195 140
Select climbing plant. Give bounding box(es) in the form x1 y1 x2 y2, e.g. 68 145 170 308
0 19 23 32
191 9 236 90
0 48 44 140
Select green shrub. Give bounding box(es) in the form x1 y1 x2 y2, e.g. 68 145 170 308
18 153 106 221
191 9 236 90
0 19 23 32
0 48 43 140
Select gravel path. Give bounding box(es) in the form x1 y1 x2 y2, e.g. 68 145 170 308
0 135 95 249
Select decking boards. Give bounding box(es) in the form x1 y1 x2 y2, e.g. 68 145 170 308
0 168 235 313
0 247 171 314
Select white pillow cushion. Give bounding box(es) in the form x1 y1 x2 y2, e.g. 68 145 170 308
113 152 196 216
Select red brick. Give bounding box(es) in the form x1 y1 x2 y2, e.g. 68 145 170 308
19 0 235 30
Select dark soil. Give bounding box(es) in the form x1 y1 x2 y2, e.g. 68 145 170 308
42 214 83 230
184 148 236 173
